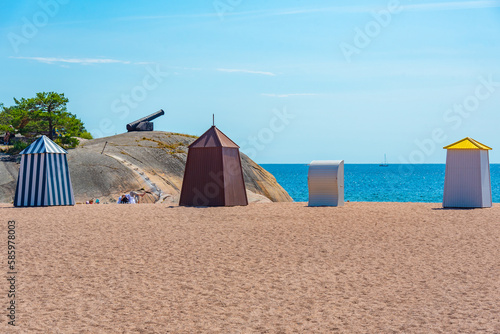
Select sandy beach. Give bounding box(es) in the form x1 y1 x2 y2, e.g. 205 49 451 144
1 202 499 333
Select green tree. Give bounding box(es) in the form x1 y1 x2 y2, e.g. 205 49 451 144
14 92 70 140
0 105 44 135
0 92 92 143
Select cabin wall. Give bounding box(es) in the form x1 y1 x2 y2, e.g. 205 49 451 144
46 153 75 206
222 148 248 206
443 150 484 208
14 153 74 207
480 150 492 207
179 147 225 206
308 161 344 207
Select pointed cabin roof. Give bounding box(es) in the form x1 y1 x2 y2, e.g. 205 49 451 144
19 135 68 155
443 137 492 150
189 126 239 148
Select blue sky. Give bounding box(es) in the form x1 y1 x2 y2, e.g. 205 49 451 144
1 0 500 163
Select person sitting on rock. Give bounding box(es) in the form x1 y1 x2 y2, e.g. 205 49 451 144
117 192 146 204
117 194 130 204
130 191 146 204
4 130 12 145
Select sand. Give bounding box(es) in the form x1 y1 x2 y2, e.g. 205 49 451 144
0 202 499 333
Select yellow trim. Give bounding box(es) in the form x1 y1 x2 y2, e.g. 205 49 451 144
443 137 492 150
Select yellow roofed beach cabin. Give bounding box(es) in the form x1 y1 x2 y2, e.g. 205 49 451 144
443 137 492 208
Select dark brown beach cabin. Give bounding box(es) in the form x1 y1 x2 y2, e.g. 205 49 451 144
179 126 248 206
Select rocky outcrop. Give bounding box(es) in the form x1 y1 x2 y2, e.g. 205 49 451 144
0 132 293 204
0 154 19 204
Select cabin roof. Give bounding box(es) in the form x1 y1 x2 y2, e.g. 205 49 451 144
189 126 239 148
443 137 492 150
19 135 68 155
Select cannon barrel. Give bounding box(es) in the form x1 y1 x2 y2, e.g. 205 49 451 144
126 109 165 131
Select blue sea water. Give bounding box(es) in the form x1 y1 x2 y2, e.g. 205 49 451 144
261 164 500 203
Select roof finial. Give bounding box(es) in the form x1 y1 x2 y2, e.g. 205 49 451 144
213 114 215 127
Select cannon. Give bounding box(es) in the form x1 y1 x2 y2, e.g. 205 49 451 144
126 109 165 132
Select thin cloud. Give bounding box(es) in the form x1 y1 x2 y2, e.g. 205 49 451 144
135 61 157 65
277 1 500 15
51 2 500 26
262 93 321 98
112 9 273 21
11 56 132 65
217 68 276 76
401 0 500 11
230 1 500 19
168 66 202 71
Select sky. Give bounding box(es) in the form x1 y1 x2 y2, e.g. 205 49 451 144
1 0 500 163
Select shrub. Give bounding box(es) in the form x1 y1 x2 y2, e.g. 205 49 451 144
7 140 30 155
55 136 80 149
79 131 93 140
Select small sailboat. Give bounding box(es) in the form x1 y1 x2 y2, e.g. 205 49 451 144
379 154 389 167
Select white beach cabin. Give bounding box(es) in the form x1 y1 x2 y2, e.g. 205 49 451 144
443 137 492 208
308 160 344 207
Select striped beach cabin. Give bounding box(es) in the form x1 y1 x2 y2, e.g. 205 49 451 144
14 135 75 207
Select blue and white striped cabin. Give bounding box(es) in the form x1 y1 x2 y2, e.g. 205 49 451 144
14 136 75 207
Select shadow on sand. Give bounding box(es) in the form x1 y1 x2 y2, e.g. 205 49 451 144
431 207 486 211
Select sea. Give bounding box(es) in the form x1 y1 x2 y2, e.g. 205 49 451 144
261 164 500 203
